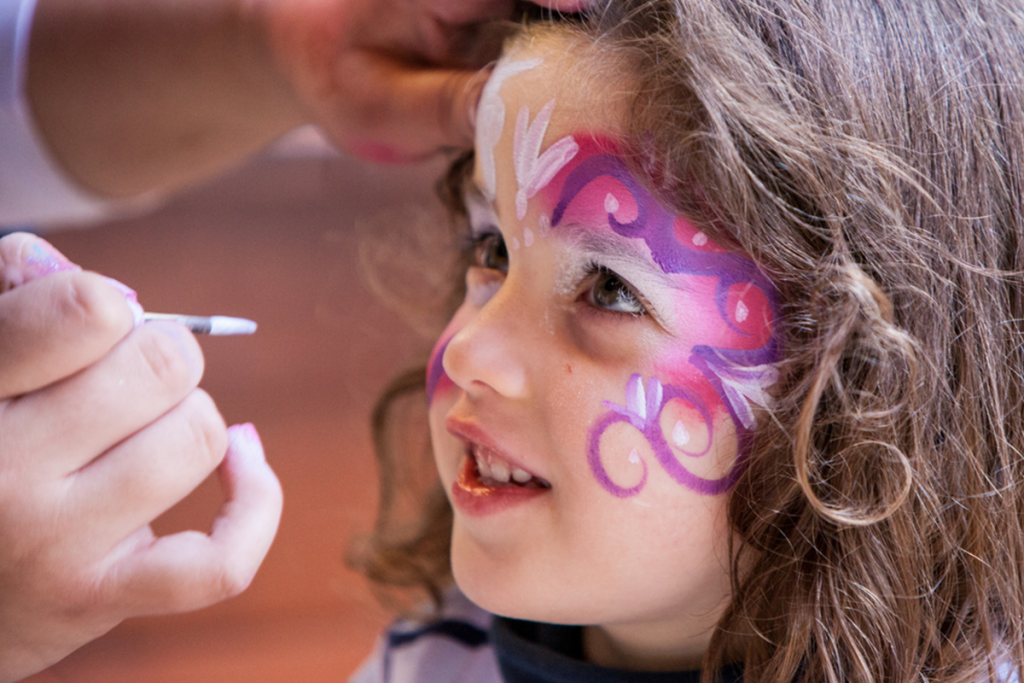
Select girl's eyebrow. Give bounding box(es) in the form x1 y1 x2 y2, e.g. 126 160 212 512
559 222 672 284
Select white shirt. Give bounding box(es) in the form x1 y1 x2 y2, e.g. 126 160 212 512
349 590 502 683
0 0 110 226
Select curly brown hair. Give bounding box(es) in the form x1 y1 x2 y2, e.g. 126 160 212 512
352 1 1024 681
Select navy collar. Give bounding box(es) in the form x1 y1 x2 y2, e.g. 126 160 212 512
491 617 743 683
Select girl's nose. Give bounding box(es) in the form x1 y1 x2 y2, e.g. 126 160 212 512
442 268 530 400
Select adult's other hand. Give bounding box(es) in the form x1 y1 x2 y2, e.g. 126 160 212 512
0 233 282 683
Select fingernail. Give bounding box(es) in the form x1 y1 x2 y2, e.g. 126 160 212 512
227 423 265 463
25 239 79 277
101 276 145 327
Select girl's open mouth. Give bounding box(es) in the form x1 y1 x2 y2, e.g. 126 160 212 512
470 443 551 489
450 446 551 517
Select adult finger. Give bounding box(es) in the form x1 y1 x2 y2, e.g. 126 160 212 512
0 271 135 399
66 389 228 546
3 320 203 473
103 424 283 614
323 53 490 161
0 232 78 292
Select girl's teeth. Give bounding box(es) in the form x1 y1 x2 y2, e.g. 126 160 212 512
472 446 541 487
477 457 495 479
491 461 511 483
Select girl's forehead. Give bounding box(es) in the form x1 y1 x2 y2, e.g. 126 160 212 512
474 37 633 188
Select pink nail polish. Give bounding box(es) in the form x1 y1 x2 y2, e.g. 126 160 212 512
227 423 265 463
101 276 145 327
25 239 79 277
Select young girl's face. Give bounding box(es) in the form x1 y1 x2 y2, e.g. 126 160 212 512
427 36 778 666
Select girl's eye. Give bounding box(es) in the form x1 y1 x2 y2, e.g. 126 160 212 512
586 267 647 316
473 232 509 272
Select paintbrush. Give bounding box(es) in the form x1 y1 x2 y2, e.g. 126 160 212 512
142 313 257 335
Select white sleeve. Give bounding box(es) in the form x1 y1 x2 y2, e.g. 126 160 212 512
0 0 111 227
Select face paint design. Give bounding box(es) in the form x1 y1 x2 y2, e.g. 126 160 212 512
543 138 781 496
427 336 455 404
475 56 544 200
589 373 729 496
512 100 579 220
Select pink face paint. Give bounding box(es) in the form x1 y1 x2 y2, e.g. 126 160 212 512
427 335 457 404
512 101 579 220
476 57 544 200
539 136 781 496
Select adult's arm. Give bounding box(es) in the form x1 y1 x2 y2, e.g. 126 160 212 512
23 0 508 202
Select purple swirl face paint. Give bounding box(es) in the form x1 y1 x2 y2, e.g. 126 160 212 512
540 136 782 497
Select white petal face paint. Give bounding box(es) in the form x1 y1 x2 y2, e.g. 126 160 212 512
537 214 551 236
604 193 620 214
476 56 544 200
513 100 579 220
524 227 535 247
672 420 691 448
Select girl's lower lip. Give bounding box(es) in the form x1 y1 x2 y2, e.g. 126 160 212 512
450 455 549 517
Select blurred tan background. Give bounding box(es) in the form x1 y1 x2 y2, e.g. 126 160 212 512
20 130 449 683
